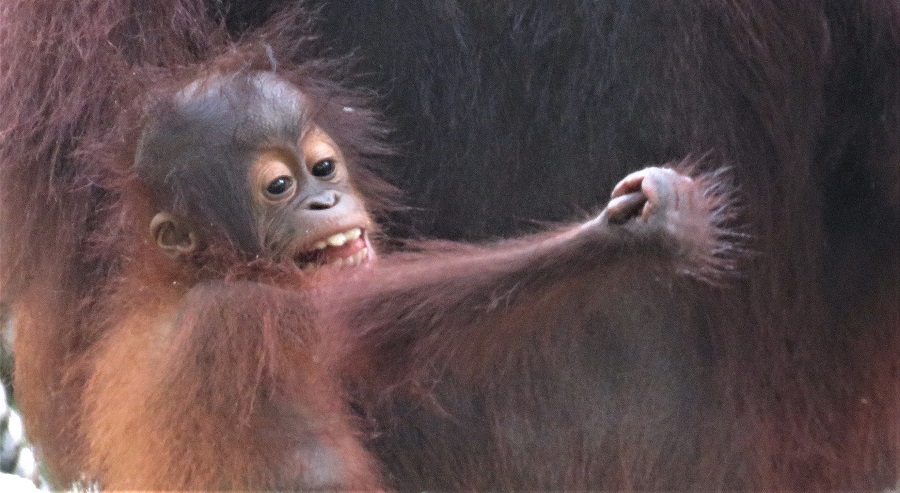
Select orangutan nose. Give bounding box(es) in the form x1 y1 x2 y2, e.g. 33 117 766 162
304 191 340 210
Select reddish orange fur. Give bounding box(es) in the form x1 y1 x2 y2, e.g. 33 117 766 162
74 57 389 489
0 0 898 491
85 275 381 489
0 1 391 488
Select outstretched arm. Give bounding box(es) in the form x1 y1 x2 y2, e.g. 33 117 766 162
84 280 381 491
335 164 738 387
331 164 740 490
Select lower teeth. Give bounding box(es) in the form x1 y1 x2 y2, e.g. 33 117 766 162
301 247 368 272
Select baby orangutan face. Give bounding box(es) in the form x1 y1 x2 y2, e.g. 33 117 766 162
140 71 375 271
250 126 374 270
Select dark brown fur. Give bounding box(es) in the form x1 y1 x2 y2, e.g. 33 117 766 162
0 0 898 490
89 139 735 490
225 1 900 489
5 27 737 489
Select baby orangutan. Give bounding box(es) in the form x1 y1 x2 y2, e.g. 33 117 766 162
82 68 734 490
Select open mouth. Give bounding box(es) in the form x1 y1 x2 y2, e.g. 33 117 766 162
293 227 371 271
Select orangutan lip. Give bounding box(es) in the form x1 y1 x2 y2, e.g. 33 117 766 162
294 227 371 271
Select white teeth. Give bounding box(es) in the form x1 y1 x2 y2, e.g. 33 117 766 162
345 228 362 241
343 247 369 266
326 232 347 247
300 247 369 271
322 228 362 249
300 230 368 271
327 247 370 269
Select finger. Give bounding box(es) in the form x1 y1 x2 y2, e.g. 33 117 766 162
611 168 653 199
606 192 647 224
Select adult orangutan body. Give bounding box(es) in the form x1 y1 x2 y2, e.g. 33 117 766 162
0 0 898 491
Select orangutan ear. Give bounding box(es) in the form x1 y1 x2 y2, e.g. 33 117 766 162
150 212 199 258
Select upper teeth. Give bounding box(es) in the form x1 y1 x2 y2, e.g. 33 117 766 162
314 228 362 250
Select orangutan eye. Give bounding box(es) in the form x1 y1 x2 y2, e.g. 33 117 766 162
266 176 295 197
311 159 336 179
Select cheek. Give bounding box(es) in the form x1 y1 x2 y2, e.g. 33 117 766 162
258 212 300 252
336 191 371 220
